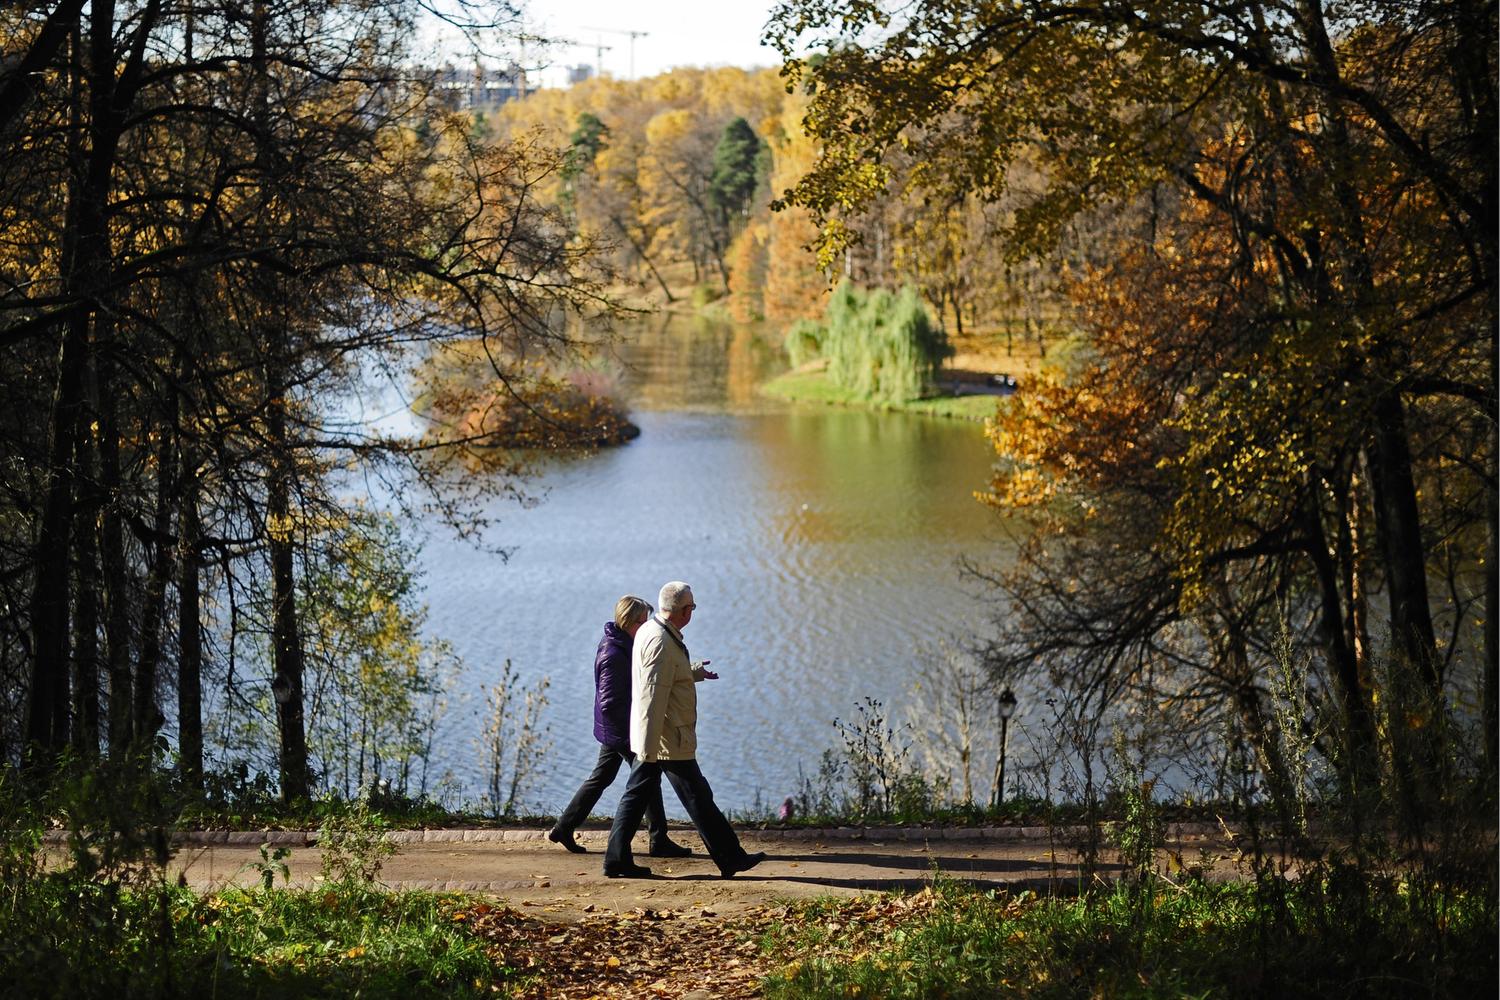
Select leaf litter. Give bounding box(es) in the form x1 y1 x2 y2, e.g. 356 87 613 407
444 897 776 999
442 885 963 998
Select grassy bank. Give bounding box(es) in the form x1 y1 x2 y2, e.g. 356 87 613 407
757 874 1494 999
1 879 508 999
762 368 1005 421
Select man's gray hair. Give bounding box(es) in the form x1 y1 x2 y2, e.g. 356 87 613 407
658 581 694 613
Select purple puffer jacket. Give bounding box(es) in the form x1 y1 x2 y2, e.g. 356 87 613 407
592 621 632 750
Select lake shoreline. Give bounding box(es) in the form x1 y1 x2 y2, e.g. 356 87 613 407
759 367 1008 422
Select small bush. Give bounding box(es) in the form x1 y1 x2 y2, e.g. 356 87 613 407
317 801 398 887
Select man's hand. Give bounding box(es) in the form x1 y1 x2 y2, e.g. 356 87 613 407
694 659 718 681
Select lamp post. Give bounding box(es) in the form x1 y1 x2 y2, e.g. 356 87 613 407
990 687 1018 811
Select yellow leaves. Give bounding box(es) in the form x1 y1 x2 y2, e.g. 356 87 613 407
267 511 296 543
604 955 621 968
643 107 696 148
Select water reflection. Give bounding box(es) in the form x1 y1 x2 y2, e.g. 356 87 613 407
418 315 1010 815
604 312 787 412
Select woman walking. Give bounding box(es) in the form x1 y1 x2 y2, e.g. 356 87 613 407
547 595 690 857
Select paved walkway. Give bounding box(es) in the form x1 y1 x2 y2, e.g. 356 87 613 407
159 823 1240 919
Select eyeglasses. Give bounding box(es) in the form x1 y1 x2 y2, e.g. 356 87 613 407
684 604 697 611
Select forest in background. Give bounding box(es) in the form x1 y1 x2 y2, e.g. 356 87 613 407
489 65 1068 354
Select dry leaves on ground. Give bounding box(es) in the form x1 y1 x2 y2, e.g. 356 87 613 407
446 899 776 999
443 883 988 997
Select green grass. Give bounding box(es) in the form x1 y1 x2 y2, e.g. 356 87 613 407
762 369 1004 420
0 877 516 999
758 873 1495 999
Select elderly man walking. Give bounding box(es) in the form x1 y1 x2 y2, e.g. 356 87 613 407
602 581 766 879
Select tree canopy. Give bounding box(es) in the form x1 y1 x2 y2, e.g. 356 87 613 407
769 0 1498 822
0 0 607 795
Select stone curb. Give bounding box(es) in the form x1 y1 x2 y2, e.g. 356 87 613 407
41 821 1232 847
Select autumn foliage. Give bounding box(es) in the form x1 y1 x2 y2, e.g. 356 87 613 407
772 0 1497 831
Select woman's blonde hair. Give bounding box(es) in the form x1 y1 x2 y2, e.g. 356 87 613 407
614 595 652 629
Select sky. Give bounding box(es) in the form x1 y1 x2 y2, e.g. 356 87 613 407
421 0 787 88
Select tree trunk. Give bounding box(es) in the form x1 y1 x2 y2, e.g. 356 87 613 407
27 317 83 759
268 404 310 801
1302 496 1380 792
26 0 121 764
1365 392 1438 692
1296 0 1440 694
71 458 101 758
252 0 311 802
1484 267 1499 782
1483 276 1498 783
177 456 203 791
98 361 133 757
132 431 175 745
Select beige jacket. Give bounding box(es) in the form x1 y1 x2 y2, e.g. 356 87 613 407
629 615 708 761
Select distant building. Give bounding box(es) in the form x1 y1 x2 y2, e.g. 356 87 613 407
424 62 528 111
567 64 595 86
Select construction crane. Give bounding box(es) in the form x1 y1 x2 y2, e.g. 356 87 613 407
581 26 650 79
556 37 614 79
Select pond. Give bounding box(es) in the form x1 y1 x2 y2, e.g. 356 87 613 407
416 315 1016 816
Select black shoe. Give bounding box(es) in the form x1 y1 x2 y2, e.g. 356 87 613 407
547 827 587 854
603 861 653 879
719 851 766 878
648 839 692 858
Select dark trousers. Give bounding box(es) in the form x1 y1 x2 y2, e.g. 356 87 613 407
555 745 670 843
605 757 747 872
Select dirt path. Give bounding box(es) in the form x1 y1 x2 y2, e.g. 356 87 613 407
170 823 1238 920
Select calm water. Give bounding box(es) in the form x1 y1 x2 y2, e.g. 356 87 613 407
417 316 1012 815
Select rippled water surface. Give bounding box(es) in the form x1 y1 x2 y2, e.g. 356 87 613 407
417 317 1011 815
